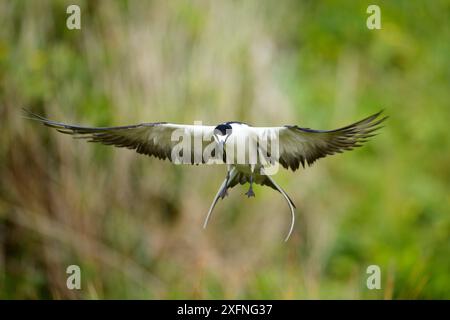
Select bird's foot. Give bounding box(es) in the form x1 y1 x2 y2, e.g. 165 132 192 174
219 188 228 199
245 188 255 198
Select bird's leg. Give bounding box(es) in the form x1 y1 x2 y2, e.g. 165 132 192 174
245 175 255 198
219 165 232 199
245 165 256 198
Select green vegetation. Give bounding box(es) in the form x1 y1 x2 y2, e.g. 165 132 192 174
0 0 449 299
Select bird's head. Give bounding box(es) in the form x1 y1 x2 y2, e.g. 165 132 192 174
213 123 233 148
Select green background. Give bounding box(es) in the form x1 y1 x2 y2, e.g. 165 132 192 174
0 0 449 299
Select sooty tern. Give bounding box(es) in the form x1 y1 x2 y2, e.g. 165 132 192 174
25 110 387 241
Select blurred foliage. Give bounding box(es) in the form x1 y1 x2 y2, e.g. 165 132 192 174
0 0 449 299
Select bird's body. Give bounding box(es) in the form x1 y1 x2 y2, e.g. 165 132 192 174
25 110 387 241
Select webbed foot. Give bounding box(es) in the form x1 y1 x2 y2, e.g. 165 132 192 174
245 188 255 198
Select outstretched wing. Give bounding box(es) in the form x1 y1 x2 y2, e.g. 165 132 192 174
24 110 216 164
253 111 387 171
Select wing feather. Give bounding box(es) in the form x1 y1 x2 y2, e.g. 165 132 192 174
24 109 216 164
253 111 387 171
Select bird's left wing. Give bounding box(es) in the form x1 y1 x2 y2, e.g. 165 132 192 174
24 110 216 164
252 111 387 171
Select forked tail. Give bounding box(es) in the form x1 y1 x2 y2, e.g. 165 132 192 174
264 175 296 241
203 168 238 229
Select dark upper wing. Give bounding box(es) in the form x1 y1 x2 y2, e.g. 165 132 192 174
252 111 387 171
24 110 216 164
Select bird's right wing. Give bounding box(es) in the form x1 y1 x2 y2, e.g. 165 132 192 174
24 110 217 164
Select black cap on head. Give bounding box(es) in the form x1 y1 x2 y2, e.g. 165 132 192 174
214 123 232 136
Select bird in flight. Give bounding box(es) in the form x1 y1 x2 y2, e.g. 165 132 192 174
25 109 387 241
